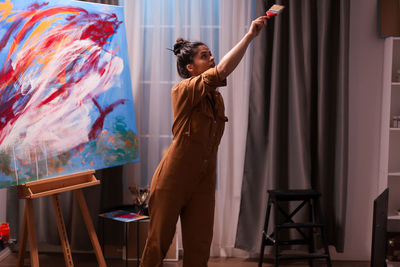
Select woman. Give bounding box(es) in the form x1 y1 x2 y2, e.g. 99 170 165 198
140 16 268 267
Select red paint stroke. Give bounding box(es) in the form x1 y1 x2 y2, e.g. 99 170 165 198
89 98 126 140
28 2 49 10
0 18 24 52
7 6 89 60
80 13 121 47
0 91 31 144
38 84 68 108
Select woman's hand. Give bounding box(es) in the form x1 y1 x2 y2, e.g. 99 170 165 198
247 16 268 39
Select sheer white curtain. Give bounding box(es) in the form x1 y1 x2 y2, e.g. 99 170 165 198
123 0 219 193
212 0 254 257
124 0 254 257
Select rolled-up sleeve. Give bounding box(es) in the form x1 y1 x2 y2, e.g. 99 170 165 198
185 67 227 107
202 67 227 87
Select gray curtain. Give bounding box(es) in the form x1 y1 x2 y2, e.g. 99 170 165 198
6 0 123 251
235 0 349 253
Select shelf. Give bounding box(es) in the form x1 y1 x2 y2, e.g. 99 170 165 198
389 215 400 220
381 38 400 236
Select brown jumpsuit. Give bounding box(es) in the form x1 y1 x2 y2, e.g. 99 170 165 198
140 67 227 267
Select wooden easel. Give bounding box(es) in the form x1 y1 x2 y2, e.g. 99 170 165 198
16 170 107 267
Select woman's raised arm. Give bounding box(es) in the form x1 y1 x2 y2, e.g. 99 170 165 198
217 16 268 80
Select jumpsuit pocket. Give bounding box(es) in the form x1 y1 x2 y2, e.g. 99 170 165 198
188 108 213 144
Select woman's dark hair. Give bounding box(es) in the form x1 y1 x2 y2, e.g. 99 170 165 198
172 38 206 79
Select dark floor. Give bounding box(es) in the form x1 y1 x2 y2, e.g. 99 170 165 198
0 251 369 267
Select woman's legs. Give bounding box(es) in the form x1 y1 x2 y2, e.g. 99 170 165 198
180 191 215 267
140 189 182 267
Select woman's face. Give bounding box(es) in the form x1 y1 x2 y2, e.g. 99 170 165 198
186 45 215 77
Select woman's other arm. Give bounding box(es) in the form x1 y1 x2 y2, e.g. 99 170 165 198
216 16 268 80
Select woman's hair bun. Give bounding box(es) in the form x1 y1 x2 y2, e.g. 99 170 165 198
173 37 188 55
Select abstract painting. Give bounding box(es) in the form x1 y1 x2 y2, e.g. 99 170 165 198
0 0 139 188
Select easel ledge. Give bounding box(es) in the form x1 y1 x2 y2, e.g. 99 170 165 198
16 170 106 267
17 170 99 199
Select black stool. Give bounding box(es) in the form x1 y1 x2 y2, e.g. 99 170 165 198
258 189 332 267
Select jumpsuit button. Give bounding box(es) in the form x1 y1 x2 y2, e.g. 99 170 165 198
213 120 216 124
204 159 208 163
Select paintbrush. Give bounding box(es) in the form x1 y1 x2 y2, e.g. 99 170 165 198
266 4 285 18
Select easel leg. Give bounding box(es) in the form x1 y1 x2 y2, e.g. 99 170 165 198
26 199 39 267
137 222 139 267
17 205 28 267
74 189 107 267
125 222 128 267
52 194 74 267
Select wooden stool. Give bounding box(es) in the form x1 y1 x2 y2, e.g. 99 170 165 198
258 189 332 267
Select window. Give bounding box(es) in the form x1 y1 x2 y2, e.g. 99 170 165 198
124 0 221 185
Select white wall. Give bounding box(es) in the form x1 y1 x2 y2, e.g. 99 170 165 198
330 0 385 261
0 189 6 222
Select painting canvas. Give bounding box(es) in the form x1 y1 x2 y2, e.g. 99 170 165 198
0 0 139 188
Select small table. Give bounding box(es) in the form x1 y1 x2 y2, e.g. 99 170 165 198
99 209 149 267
